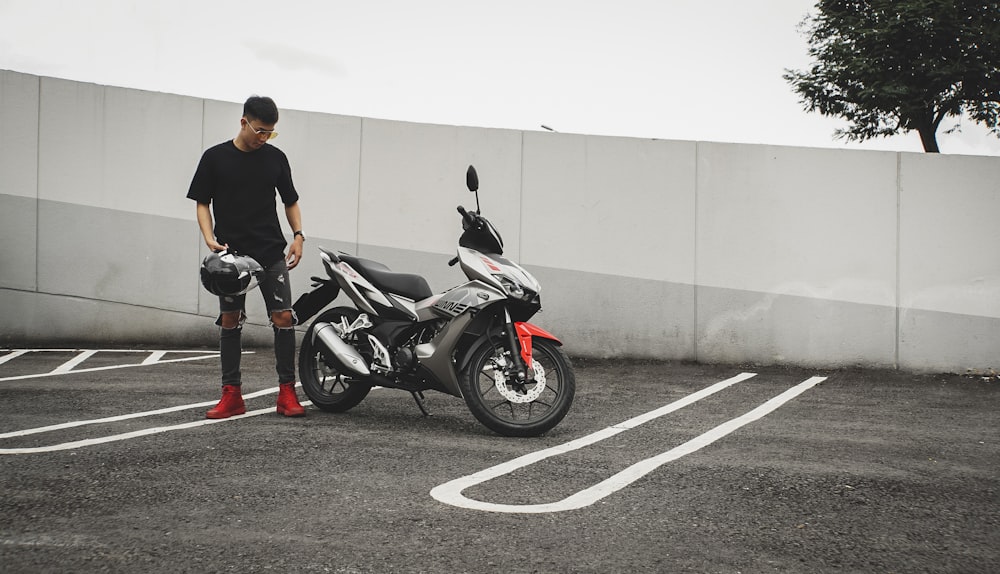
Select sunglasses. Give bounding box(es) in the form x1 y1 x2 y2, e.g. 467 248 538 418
244 118 278 140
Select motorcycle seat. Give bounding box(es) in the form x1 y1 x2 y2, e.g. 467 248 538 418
339 254 433 300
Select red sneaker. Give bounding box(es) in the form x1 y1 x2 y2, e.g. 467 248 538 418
206 385 246 419
276 381 306 417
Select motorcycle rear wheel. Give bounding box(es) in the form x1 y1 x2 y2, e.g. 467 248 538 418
299 307 372 412
461 337 575 437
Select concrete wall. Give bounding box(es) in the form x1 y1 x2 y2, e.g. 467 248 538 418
1 70 997 374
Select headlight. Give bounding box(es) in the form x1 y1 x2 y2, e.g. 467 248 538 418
496 275 539 303
497 276 525 298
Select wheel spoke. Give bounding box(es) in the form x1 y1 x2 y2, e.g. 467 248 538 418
487 399 508 412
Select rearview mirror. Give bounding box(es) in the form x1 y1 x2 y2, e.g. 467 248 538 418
466 165 479 192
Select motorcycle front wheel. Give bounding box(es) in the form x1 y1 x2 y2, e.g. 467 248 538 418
298 307 372 412
460 337 575 437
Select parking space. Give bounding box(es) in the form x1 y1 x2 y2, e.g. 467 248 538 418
1 348 997 573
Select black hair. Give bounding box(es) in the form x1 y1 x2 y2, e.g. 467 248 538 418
243 95 279 124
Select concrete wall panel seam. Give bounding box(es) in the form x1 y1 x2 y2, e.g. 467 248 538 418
355 118 364 252
34 75 42 295
894 152 902 370
693 141 701 363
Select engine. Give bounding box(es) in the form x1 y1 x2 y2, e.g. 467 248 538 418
393 346 418 372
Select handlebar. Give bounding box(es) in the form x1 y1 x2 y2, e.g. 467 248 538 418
456 205 478 228
452 206 478 267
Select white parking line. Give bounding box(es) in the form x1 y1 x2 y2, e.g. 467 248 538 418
0 385 308 455
430 374 826 514
51 350 98 374
0 350 249 383
0 406 276 454
0 350 29 366
0 387 282 439
141 351 168 365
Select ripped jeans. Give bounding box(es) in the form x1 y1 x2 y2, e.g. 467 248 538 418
217 258 297 387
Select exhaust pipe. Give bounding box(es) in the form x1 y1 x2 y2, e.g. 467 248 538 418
312 322 371 376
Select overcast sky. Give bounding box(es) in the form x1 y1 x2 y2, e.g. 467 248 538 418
2 0 998 156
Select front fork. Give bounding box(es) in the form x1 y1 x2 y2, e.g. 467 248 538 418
503 309 562 382
504 309 529 381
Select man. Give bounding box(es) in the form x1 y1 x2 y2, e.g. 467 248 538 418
187 95 307 419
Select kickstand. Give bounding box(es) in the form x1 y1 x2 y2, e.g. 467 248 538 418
411 391 432 417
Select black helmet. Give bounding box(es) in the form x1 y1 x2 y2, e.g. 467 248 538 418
200 250 263 297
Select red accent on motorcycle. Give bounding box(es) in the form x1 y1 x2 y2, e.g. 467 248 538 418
514 322 562 369
480 255 502 272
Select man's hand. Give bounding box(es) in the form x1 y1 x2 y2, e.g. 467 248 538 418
196 203 227 253
286 236 304 269
284 202 305 270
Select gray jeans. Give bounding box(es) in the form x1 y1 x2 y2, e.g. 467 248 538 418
217 259 297 386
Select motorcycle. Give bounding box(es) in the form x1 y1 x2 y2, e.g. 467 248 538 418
292 166 575 437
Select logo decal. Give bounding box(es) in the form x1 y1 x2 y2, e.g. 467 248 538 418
338 262 359 279
434 299 469 316
480 256 502 272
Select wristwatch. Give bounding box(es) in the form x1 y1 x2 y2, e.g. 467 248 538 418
293 230 306 242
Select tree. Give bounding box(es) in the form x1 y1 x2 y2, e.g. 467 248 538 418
784 0 1000 152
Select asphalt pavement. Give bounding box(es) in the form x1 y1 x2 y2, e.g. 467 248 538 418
1 347 997 573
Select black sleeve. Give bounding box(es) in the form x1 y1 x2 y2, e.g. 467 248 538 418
186 149 215 204
275 149 299 206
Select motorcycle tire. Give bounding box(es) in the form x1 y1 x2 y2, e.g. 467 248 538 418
298 307 372 412
460 337 575 437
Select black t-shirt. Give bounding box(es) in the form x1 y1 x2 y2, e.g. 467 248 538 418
187 140 299 266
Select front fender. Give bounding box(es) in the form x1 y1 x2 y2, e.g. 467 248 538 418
515 321 561 370
515 322 561 345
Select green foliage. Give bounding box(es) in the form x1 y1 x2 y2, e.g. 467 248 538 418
784 0 1000 152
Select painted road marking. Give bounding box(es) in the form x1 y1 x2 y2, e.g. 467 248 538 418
50 350 99 374
2 405 273 454
430 372 756 510
141 351 168 365
431 374 827 514
0 349 293 455
0 350 30 366
0 385 309 455
0 349 250 383
0 387 281 439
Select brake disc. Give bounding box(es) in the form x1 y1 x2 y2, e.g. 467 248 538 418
493 358 547 403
